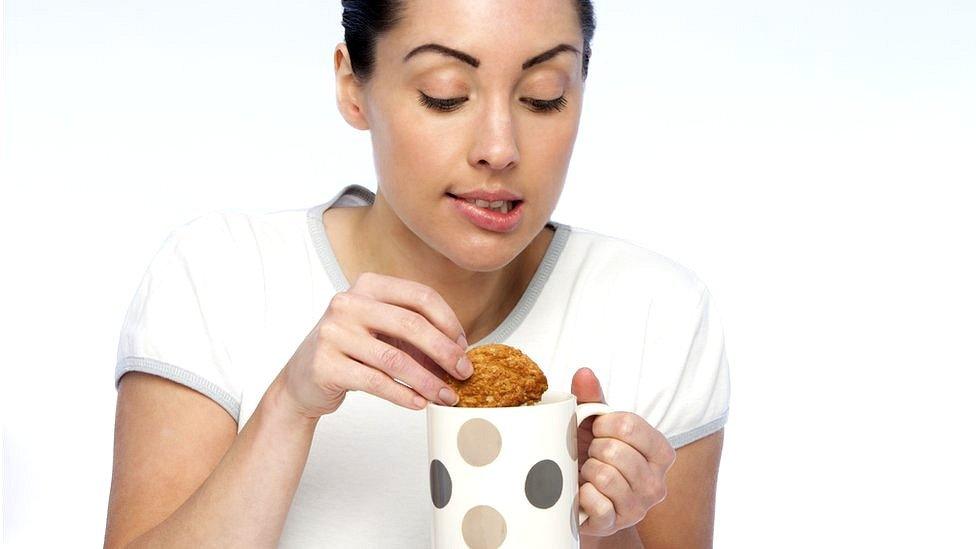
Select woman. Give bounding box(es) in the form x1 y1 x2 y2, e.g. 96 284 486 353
105 1 730 547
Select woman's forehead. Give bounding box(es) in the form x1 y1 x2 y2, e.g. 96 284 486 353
376 0 582 74
401 0 579 26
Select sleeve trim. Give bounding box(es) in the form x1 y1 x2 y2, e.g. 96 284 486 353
115 356 241 424
666 410 728 449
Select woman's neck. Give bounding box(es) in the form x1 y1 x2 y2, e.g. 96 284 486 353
323 193 554 344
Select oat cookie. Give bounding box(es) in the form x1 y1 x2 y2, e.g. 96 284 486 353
442 343 548 407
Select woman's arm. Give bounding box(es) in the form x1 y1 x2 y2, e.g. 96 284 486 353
103 371 318 548
635 428 724 548
105 272 474 547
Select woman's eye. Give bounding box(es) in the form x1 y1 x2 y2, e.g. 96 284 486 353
417 92 467 112
416 91 568 113
521 95 568 113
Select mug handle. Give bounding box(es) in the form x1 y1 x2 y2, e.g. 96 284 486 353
575 402 615 526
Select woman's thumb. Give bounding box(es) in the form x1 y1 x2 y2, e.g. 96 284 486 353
571 367 606 404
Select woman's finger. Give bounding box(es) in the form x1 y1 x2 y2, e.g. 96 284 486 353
348 272 467 346
578 481 615 533
592 412 673 466
338 292 472 380
331 355 429 411
580 458 636 520
340 328 459 406
586 437 650 492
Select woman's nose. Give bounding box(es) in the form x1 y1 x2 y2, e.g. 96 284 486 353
468 98 520 171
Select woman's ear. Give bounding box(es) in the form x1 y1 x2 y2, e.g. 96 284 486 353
334 42 370 130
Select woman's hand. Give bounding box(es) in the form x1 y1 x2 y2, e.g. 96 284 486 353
572 368 677 538
273 271 474 419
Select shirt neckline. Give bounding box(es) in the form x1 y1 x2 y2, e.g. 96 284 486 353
305 184 571 347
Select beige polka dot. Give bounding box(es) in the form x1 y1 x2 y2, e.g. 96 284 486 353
462 505 507 549
570 492 580 540
457 418 502 466
567 412 578 461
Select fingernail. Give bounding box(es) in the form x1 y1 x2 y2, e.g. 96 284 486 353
456 355 473 378
439 387 459 406
456 333 468 349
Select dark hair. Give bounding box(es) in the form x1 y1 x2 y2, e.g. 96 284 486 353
341 0 596 83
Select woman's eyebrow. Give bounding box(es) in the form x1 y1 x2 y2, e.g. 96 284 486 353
403 43 579 70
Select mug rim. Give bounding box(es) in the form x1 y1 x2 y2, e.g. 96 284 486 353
428 389 575 409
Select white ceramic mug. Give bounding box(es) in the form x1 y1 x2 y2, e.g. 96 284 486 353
427 390 614 548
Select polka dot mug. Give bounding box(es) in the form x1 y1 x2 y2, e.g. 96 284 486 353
427 390 614 548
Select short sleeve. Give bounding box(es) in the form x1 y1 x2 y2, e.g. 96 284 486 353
115 214 243 423
637 283 731 449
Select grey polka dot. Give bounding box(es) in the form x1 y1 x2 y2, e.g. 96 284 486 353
462 505 507 549
568 412 578 461
524 459 563 509
457 418 502 467
429 459 452 509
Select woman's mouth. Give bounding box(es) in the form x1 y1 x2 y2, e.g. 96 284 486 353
446 193 525 233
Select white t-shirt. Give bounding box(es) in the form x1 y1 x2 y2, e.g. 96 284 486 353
115 183 731 547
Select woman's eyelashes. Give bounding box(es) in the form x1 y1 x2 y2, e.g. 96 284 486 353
417 91 568 113
417 93 467 113
522 95 568 113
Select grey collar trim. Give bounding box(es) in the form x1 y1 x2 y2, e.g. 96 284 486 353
306 184 571 346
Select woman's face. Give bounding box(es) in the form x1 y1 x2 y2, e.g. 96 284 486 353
339 0 585 272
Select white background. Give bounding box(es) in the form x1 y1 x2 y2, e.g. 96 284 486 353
3 0 975 546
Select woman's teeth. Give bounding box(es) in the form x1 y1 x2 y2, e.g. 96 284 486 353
464 198 513 213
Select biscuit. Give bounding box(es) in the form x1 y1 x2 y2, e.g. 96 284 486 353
442 343 548 407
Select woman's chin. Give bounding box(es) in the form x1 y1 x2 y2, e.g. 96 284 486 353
440 240 524 272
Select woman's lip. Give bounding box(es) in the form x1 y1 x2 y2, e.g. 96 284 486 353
447 193 523 202
448 194 524 233
448 191 523 202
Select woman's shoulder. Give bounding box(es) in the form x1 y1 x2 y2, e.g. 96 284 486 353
561 224 709 304
171 205 309 249
150 206 313 295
